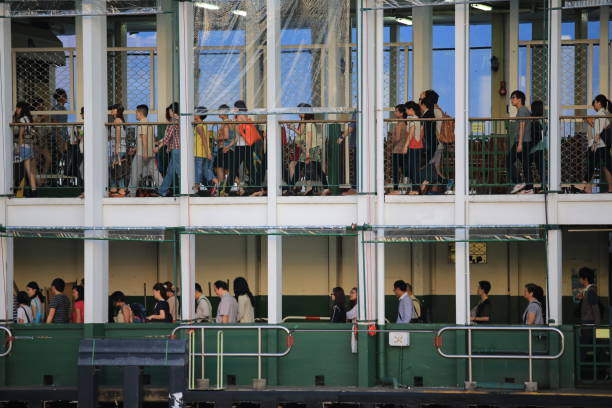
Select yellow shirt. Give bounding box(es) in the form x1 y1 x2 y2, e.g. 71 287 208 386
194 123 211 158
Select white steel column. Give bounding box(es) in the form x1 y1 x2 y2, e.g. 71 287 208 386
266 0 282 324
178 0 195 321
412 6 433 100
157 0 175 117
75 18 84 113
82 0 109 323
454 1 470 325
374 3 385 326
600 6 609 97
547 0 562 325
0 4 11 320
507 0 519 115
0 1 12 196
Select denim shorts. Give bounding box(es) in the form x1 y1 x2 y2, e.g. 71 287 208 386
19 145 33 161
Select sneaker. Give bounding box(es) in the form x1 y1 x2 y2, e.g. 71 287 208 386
230 183 239 193
520 189 534 194
510 183 526 194
444 189 455 195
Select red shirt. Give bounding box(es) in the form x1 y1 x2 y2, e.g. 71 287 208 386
72 300 84 323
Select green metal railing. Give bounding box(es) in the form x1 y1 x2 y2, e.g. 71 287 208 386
384 118 454 195
106 122 174 197
575 325 611 386
469 117 548 194
560 116 612 194
11 122 83 198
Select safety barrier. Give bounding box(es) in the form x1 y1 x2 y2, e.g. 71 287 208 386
282 316 330 322
172 325 293 390
434 325 565 391
0 326 13 357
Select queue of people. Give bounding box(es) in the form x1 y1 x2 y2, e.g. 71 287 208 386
15 278 83 324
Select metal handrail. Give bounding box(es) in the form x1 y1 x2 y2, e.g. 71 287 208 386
171 325 293 388
282 316 330 322
0 326 13 357
435 326 565 390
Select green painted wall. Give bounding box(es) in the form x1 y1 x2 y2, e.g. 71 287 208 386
0 323 577 390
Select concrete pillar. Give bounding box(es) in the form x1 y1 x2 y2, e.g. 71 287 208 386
412 6 432 100
0 1 12 196
547 0 563 325
82 0 109 323
507 0 519 115
178 0 195 320
267 0 282 324
455 1 470 325
157 0 176 118
600 7 609 97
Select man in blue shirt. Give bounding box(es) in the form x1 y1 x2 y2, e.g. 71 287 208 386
394 280 413 323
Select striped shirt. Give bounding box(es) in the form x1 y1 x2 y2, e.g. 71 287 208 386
49 294 70 323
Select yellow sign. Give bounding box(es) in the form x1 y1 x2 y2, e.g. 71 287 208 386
595 328 610 339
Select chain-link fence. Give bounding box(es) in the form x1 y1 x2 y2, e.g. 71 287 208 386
107 47 157 115
13 48 76 116
520 40 599 113
384 43 412 110
560 116 612 193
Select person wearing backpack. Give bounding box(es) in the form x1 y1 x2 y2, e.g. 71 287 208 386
522 283 545 325
576 267 601 325
16 291 33 324
110 291 133 323
195 283 212 322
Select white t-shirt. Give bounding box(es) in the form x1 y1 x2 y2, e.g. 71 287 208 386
17 305 33 323
590 109 609 148
196 296 212 322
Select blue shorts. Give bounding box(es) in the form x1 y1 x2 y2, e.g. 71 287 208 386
19 145 33 161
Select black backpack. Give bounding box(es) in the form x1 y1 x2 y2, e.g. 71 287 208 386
531 120 543 145
130 303 146 322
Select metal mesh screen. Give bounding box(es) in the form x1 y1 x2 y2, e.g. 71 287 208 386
183 226 358 236
7 0 161 17
13 48 76 115
107 49 156 112
2 227 170 242
366 226 545 243
384 43 412 109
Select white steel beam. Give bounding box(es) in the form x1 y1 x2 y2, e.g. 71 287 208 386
375 1 386 326
547 0 563 325
600 6 609 97
508 0 519 116
412 6 433 100
82 0 109 323
454 1 470 325
178 0 195 320
0 1 12 196
157 0 175 117
267 0 283 324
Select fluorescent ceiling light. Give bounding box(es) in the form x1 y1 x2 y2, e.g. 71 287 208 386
232 9 247 17
395 17 412 26
194 2 220 10
471 3 492 11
